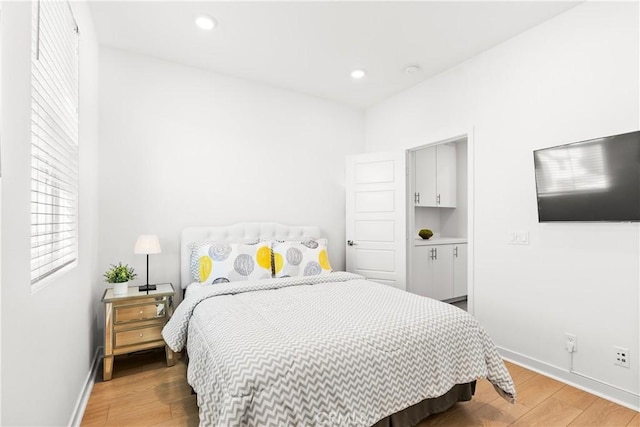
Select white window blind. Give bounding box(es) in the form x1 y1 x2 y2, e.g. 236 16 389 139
30 0 79 286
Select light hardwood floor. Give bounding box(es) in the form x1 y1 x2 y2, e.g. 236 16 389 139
82 348 639 426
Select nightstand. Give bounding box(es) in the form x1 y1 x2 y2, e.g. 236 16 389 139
102 283 176 381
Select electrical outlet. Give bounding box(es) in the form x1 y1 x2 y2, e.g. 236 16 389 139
565 333 577 353
614 346 630 368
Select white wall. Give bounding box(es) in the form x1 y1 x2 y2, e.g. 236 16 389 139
98 47 364 303
1 2 101 426
0 3 4 422
366 2 639 408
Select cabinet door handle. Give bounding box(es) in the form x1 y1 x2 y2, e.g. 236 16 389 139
417 192 420 204
433 247 437 260
347 240 357 246
436 194 441 205
454 246 458 257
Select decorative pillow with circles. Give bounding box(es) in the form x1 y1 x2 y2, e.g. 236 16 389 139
188 239 260 280
271 239 333 278
190 241 272 284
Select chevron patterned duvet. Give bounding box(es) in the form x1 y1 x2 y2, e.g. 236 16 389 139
162 272 516 426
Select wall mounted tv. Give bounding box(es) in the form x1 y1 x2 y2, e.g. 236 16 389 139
533 130 640 222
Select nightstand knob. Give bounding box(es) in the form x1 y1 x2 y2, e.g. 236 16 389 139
139 333 143 337
139 310 143 314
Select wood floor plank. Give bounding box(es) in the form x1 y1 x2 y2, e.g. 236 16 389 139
473 379 508 406
504 361 537 385
143 358 170 372
170 395 199 419
104 405 173 427
79 402 109 427
510 397 582 426
470 395 531 426
515 373 566 409
418 402 484 426
627 412 640 426
151 413 199 427
552 385 598 411
82 397 111 415
568 398 637 426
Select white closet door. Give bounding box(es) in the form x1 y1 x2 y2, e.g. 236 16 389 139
430 245 454 300
414 147 436 206
436 144 457 207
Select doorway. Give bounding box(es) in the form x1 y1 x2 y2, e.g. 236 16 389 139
406 132 474 314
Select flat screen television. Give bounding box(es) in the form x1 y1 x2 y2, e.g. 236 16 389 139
533 130 640 222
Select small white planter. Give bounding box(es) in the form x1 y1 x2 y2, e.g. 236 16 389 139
113 281 129 296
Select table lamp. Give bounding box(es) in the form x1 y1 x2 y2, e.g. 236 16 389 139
134 234 161 293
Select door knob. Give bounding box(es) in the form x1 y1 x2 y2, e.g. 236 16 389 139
347 240 357 246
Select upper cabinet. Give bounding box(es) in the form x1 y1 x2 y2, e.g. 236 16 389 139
413 143 457 208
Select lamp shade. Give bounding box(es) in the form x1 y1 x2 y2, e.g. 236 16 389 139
134 234 161 255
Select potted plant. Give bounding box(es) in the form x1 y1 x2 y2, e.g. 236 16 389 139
104 262 137 296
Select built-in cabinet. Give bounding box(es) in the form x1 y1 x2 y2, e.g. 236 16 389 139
410 240 467 301
413 143 457 208
409 136 468 303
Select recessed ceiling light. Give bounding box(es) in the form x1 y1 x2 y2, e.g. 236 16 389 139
404 64 421 74
350 69 366 79
195 14 217 31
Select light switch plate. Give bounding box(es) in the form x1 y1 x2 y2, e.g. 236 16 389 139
508 230 529 245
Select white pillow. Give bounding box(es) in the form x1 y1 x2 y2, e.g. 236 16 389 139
190 241 272 284
271 239 332 278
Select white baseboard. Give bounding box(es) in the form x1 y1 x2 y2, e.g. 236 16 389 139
68 346 103 427
498 346 640 412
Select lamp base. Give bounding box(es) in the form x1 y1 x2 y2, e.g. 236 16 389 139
138 284 157 292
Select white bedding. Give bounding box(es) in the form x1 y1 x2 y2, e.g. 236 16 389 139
163 272 516 426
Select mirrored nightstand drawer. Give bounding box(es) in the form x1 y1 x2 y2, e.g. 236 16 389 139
115 303 166 323
115 325 163 347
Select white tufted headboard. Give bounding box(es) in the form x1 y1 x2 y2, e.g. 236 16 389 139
180 223 321 289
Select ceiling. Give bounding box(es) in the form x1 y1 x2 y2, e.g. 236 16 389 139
89 1 580 109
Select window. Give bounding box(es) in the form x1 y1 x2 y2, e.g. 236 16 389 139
30 1 79 288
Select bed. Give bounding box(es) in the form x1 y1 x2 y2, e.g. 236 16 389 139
162 223 516 426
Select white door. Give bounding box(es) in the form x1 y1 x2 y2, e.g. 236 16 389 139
345 152 407 290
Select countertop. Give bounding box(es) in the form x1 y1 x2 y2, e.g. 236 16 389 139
414 237 467 246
